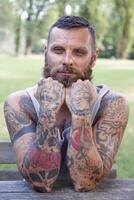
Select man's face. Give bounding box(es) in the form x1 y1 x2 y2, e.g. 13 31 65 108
44 27 98 87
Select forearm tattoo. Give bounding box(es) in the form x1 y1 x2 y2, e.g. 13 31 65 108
4 94 61 192
67 116 103 192
67 95 128 192
20 99 61 192
94 96 128 177
21 125 61 192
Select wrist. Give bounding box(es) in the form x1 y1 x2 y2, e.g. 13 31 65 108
72 114 92 127
38 106 57 129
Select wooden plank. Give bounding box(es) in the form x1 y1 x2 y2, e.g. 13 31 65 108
0 141 16 164
0 169 23 180
0 191 133 200
0 180 133 200
0 168 116 181
0 179 133 192
0 168 116 182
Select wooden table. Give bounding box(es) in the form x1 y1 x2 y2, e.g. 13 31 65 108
0 179 133 200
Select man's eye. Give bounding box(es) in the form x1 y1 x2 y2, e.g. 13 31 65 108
74 50 86 56
53 47 64 54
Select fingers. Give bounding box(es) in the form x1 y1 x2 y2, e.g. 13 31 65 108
36 78 66 111
36 77 97 108
37 77 64 90
65 79 97 114
71 79 97 97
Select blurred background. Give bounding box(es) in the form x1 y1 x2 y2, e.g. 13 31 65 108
0 0 134 179
0 0 134 57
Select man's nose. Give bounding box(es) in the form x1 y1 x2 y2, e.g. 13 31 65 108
63 52 73 66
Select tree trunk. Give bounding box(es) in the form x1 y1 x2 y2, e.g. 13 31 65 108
116 1 131 58
24 0 33 55
14 15 21 56
116 37 127 58
24 34 32 55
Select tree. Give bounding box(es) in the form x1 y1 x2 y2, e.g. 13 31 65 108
78 0 111 51
10 0 55 55
23 0 50 55
54 0 67 16
10 0 25 55
0 0 13 28
113 0 134 58
77 0 134 58
14 15 21 55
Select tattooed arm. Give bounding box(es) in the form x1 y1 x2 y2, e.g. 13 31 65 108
66 79 103 191
4 78 65 192
66 80 128 192
93 92 128 179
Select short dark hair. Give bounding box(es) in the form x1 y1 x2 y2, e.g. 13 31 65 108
47 15 96 50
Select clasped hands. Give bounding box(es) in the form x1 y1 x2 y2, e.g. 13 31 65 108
36 77 97 119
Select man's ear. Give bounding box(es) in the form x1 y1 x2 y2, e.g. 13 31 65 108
43 44 47 54
90 48 99 68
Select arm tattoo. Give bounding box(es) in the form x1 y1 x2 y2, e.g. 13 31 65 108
67 95 128 192
21 114 61 192
4 100 35 142
11 122 36 143
19 95 38 122
67 116 103 192
94 95 128 176
4 94 61 192
19 95 61 192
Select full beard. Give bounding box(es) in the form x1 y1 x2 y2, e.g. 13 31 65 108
43 58 93 87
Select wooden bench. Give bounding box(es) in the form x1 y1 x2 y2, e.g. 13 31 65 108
0 140 117 181
0 140 23 180
0 179 134 199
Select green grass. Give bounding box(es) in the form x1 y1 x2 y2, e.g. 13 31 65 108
0 56 134 178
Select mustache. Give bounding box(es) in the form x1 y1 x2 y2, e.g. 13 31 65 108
50 65 85 78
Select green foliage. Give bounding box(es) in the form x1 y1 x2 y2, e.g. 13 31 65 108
0 0 14 28
78 0 134 58
77 0 113 50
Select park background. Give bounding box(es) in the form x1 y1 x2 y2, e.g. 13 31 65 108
0 0 134 178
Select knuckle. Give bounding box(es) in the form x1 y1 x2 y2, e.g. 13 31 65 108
38 78 43 85
76 79 82 83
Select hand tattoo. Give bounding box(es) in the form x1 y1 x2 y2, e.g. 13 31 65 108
66 79 97 116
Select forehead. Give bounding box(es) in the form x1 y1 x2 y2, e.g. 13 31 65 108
48 27 92 48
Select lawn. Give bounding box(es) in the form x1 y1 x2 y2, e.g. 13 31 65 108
0 55 134 178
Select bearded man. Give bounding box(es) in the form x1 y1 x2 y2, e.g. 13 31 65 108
4 16 128 192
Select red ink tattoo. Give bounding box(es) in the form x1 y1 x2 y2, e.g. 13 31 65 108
27 147 61 171
71 127 91 151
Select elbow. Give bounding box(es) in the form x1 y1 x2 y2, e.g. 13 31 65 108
18 156 60 192
33 185 52 193
73 179 97 192
20 168 54 192
70 162 103 192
